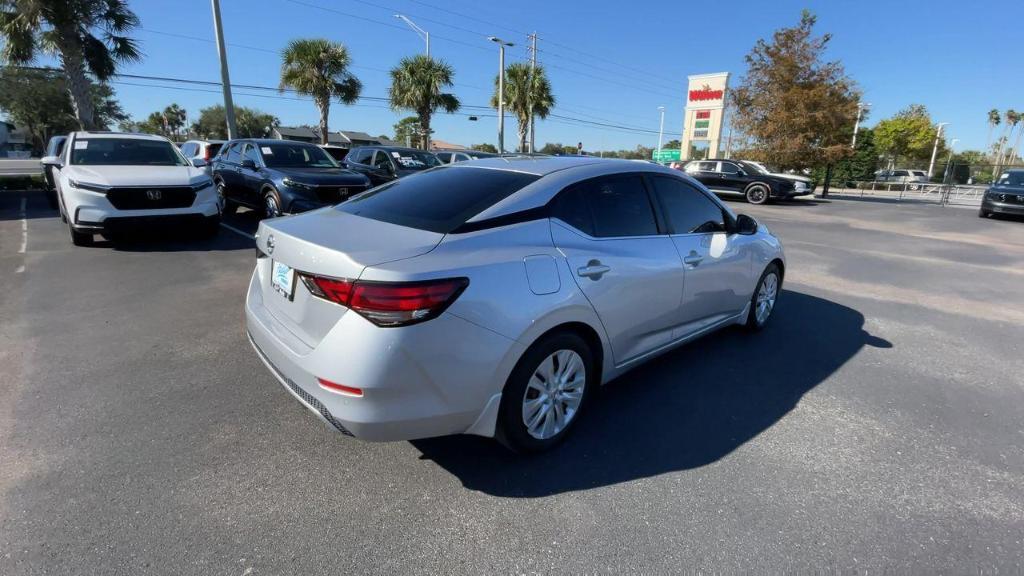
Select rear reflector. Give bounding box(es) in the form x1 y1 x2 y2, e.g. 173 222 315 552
299 274 468 327
317 378 363 397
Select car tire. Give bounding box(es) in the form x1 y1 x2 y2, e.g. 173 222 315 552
261 187 282 220
68 221 93 247
978 209 990 218
496 331 597 453
745 263 781 331
746 183 770 205
216 180 237 216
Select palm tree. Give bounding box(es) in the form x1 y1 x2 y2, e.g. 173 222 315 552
997 110 1020 169
388 55 460 149
986 109 1001 159
0 0 141 130
279 38 362 145
490 63 556 153
163 103 187 138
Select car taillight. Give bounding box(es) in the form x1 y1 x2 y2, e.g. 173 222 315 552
299 274 468 327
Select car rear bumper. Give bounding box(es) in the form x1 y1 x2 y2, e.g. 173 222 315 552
244 267 524 441
982 197 1024 216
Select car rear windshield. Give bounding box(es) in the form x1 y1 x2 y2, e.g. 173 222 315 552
391 150 443 171
337 166 540 233
260 143 338 168
70 138 187 166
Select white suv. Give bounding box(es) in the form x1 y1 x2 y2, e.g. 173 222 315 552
49 132 220 246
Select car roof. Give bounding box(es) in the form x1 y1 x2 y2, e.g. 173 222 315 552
231 138 320 146
454 157 722 224
71 131 169 141
353 145 432 153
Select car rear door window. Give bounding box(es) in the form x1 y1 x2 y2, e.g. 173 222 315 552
554 174 659 238
372 150 392 170
242 144 261 165
719 162 740 174
651 176 727 234
338 166 540 233
225 143 242 163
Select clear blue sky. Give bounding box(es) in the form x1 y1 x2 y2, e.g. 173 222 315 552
44 0 1024 151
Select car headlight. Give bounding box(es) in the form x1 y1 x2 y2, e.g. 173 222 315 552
794 181 808 190
68 179 108 192
282 177 315 191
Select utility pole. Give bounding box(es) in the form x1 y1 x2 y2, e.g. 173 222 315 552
210 0 237 139
395 14 429 57
928 122 949 179
528 32 537 154
489 36 514 153
852 102 870 148
656 106 666 154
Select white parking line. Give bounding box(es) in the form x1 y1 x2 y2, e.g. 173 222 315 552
220 222 255 240
18 197 27 254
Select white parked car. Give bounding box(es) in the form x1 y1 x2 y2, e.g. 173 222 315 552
45 132 220 246
178 139 225 168
875 169 930 186
246 157 786 452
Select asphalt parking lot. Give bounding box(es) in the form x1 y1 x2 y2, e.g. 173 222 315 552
1 192 1022 574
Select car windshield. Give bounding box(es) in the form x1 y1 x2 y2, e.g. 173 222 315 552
70 138 188 166
338 166 539 233
260 143 338 168
390 150 443 170
996 171 1024 187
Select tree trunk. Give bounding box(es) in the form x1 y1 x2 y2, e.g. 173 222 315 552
56 32 98 130
318 98 330 145
420 113 431 150
1007 124 1024 167
517 118 528 153
821 163 833 198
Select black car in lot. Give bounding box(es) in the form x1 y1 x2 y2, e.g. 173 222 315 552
211 139 371 218
980 169 1024 219
681 159 807 204
344 146 443 186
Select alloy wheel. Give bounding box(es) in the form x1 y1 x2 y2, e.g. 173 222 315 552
748 186 767 204
521 349 587 440
264 193 280 219
756 272 778 325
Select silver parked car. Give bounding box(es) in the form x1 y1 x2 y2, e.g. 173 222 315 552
246 157 786 452
876 168 929 186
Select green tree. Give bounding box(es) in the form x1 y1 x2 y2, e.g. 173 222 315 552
729 10 860 170
663 139 682 150
471 142 498 153
490 62 555 153
0 0 141 130
815 126 878 184
539 142 564 155
279 38 362 145
392 115 421 147
192 105 278 139
388 54 460 149
0 66 126 153
874 104 945 165
163 103 186 138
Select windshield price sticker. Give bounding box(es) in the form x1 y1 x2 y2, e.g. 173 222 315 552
261 147 273 154
74 141 88 149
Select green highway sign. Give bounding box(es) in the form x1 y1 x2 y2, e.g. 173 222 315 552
651 149 681 163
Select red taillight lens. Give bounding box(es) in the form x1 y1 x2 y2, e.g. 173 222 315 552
317 377 363 397
299 274 468 327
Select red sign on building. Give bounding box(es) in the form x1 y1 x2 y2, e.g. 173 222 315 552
688 84 724 102
695 110 711 119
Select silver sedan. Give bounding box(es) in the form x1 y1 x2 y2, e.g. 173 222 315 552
246 157 785 452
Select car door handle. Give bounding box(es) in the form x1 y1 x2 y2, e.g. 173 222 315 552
684 252 704 266
577 261 610 279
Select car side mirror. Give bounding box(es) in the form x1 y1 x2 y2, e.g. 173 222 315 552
734 214 758 235
191 158 208 168
41 155 62 168
240 159 256 170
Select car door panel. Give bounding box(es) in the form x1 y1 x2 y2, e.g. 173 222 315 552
649 175 752 337
549 174 685 365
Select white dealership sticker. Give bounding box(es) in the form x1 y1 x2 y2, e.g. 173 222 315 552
391 151 401 158
74 141 88 149
261 147 273 154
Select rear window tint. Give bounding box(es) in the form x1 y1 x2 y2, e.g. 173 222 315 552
337 166 540 233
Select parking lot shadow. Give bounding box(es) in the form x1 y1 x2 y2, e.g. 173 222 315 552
94 227 254 252
412 290 890 498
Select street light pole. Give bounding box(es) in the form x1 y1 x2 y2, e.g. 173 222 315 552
210 0 237 139
657 106 666 154
395 14 429 57
928 122 949 179
489 36 514 153
851 102 870 148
